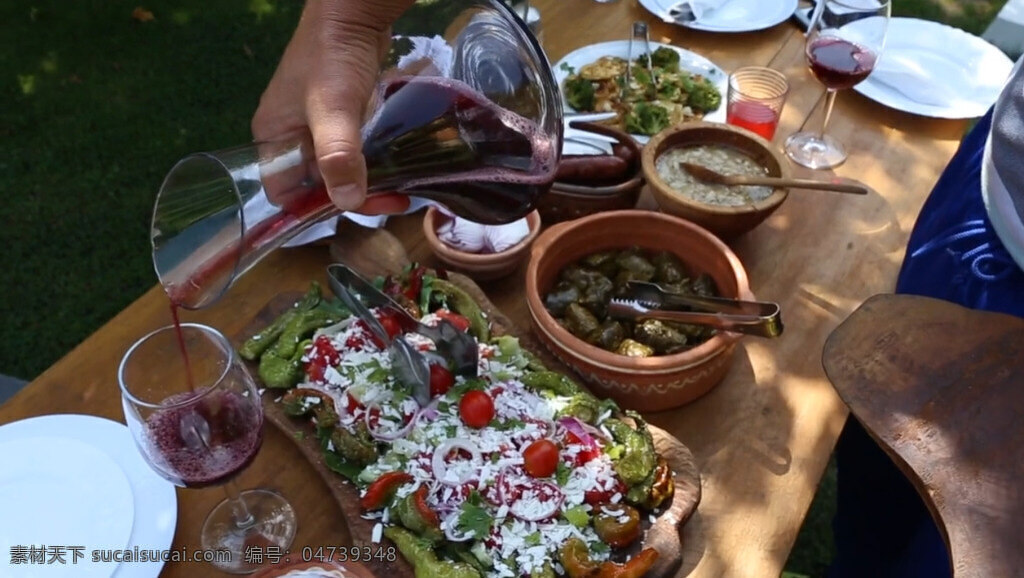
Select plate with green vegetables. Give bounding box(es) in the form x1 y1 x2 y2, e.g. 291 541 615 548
553 41 727 142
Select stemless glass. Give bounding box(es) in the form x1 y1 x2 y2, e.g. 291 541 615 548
118 323 296 575
151 0 562 310
784 0 890 169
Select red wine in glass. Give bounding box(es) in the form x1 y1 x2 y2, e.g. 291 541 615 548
807 37 878 90
727 101 780 140
146 388 263 488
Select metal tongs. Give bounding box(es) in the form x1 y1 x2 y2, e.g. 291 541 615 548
625 21 658 90
326 265 479 404
609 281 784 338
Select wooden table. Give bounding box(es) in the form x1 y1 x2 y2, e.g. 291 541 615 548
0 1 972 576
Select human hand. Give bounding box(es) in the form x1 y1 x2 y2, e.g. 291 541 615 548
252 0 414 215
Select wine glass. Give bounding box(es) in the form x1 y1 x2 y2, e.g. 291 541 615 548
118 323 296 574
784 0 890 169
151 0 562 310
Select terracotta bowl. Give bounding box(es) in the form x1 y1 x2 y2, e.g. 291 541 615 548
423 207 542 281
525 210 753 412
538 124 645 224
642 121 790 240
538 175 644 224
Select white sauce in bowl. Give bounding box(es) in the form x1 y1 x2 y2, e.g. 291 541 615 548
655 145 773 206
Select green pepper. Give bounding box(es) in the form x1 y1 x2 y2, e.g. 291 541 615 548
280 388 335 419
627 456 675 510
273 308 344 359
393 486 444 543
520 371 585 398
384 526 481 578
530 562 556 578
558 538 599 578
605 415 657 486
430 279 490 341
328 422 378 467
239 283 322 360
258 348 304 389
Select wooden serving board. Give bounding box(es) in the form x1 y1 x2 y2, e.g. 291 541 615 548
823 294 1024 578
239 225 701 578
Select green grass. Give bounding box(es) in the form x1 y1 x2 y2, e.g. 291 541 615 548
0 0 1008 576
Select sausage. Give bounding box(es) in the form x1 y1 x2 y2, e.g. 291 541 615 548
611 143 637 168
555 154 630 186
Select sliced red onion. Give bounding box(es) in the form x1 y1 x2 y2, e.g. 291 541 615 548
508 480 564 522
558 416 600 448
432 439 482 487
365 403 418 441
418 398 441 422
497 465 564 522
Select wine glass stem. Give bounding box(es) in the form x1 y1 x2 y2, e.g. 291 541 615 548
820 89 838 140
223 478 256 529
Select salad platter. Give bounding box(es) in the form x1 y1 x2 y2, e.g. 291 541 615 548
237 230 701 578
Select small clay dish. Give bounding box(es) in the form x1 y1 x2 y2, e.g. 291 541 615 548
643 121 790 239
525 209 753 411
538 121 645 224
423 207 542 281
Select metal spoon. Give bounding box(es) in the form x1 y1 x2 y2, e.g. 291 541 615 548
326 266 433 406
680 162 870 195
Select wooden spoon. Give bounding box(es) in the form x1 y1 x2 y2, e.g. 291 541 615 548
680 162 870 195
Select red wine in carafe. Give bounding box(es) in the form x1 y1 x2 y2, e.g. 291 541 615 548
807 37 877 90
362 76 557 225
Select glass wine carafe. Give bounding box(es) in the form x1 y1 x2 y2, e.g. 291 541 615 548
152 0 562 310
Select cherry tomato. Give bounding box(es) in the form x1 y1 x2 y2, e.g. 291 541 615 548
305 335 340 382
404 265 428 301
459 390 495 428
585 477 627 506
523 439 560 478
377 311 402 340
563 431 602 466
434 309 471 332
345 393 362 414
428 364 455 397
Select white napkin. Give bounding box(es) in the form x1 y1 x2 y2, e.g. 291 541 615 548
868 53 960 107
675 0 729 20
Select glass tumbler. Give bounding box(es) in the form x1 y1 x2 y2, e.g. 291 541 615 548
726 67 790 140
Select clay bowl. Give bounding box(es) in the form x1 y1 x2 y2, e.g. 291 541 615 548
423 207 542 281
642 121 790 240
525 209 753 412
538 122 645 224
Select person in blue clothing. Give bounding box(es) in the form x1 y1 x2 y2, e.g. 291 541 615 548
830 57 1024 577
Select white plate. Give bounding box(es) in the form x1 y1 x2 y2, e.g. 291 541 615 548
0 415 178 578
849 18 1013 118
0 436 133 577
638 0 799 32
553 40 728 143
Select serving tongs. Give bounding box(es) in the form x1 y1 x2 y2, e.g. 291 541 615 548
609 281 784 338
625 21 658 90
327 265 478 388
